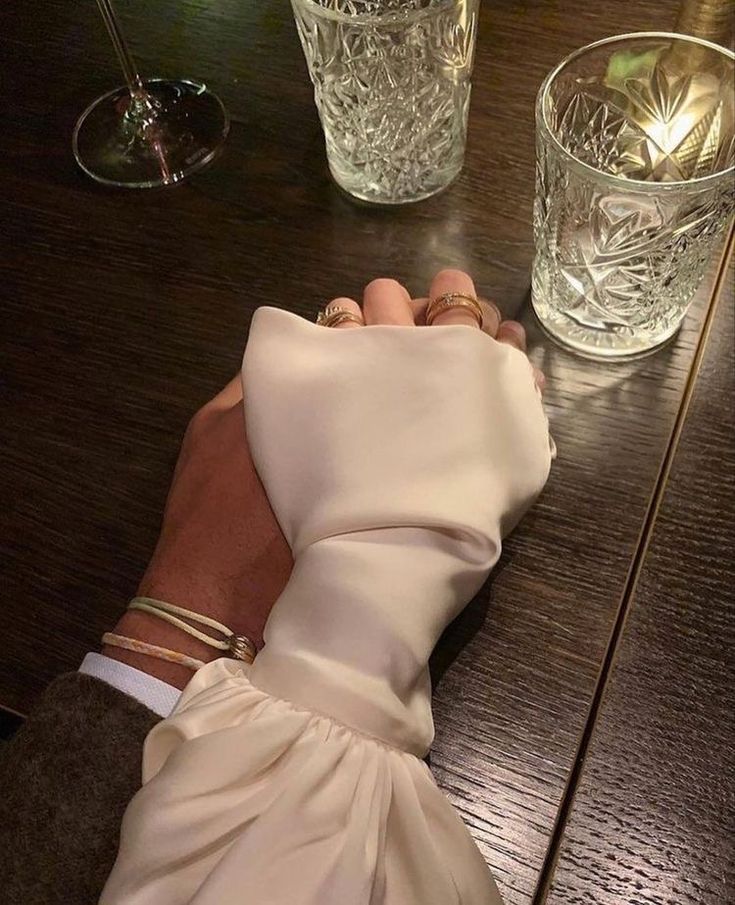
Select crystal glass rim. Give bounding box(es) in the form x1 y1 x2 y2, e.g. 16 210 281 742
536 31 735 191
291 0 462 26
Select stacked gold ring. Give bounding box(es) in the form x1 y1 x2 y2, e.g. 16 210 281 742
425 293 483 328
316 306 365 328
229 634 257 664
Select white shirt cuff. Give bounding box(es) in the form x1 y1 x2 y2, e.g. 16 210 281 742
79 652 180 718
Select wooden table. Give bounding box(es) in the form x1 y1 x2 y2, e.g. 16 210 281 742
543 256 734 905
0 1 732 903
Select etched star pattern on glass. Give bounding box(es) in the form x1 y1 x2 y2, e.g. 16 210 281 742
291 0 479 204
531 33 734 359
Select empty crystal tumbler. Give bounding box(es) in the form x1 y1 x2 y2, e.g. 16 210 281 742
291 0 480 204
532 33 734 359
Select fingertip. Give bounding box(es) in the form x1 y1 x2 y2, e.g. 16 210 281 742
433 268 471 285
364 278 411 301
363 279 414 326
496 320 527 351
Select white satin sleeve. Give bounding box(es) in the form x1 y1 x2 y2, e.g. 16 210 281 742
101 307 552 905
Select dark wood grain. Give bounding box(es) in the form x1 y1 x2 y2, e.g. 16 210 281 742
0 1 728 903
544 255 735 905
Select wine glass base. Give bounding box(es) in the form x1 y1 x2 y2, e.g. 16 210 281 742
73 79 229 188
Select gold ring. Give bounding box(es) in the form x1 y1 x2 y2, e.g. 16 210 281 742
316 306 365 328
229 634 257 664
426 293 483 328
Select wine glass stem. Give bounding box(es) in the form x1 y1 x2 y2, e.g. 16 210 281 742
96 0 144 96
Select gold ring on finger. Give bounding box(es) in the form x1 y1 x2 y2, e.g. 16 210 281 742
425 293 484 329
316 306 365 328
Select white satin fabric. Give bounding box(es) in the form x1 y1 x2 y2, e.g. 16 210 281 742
101 308 552 905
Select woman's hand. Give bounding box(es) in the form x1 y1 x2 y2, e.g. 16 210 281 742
322 267 545 389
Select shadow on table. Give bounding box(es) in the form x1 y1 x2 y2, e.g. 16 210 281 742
429 554 509 690
0 709 24 744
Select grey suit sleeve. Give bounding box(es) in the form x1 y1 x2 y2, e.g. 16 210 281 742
0 672 160 905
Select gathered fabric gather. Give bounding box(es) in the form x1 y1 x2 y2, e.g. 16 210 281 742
101 659 502 904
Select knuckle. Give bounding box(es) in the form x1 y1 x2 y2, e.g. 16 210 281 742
185 406 209 436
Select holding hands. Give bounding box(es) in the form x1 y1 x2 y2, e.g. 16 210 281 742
103 268 553 905
105 269 546 690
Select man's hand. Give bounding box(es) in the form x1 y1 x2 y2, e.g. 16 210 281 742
104 377 293 688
